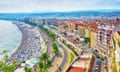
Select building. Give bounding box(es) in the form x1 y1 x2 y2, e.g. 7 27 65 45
58 24 66 33
66 21 73 32
94 23 120 72
89 24 98 48
110 31 120 72
95 24 114 56
66 53 95 72
78 23 86 37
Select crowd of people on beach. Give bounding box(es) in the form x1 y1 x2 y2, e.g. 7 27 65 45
9 22 43 62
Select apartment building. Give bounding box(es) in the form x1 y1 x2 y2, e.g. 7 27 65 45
110 31 120 72
89 24 98 48
95 24 114 56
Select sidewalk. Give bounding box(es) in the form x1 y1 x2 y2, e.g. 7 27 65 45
101 61 104 72
47 46 64 72
39 32 47 53
57 39 76 72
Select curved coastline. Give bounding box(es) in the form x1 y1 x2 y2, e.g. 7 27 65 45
10 22 28 61
10 22 24 56
12 22 25 53
0 20 22 60
10 22 22 58
9 21 45 62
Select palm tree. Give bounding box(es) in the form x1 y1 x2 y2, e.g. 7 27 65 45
40 53 49 69
38 52 52 72
0 50 9 54
46 60 52 68
3 64 15 72
24 67 32 72
41 53 49 62
28 68 32 72
38 61 44 72
0 50 10 64
4 55 9 64
24 67 28 72
12 60 18 67
0 61 3 71
0 50 17 72
3 50 9 54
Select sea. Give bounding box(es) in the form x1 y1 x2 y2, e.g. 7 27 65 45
0 20 22 60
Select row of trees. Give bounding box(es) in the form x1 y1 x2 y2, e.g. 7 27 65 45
52 43 58 56
23 53 52 72
61 40 78 56
39 26 56 41
0 52 52 72
38 53 52 72
21 19 56 41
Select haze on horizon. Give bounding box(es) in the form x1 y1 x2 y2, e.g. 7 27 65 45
0 0 120 13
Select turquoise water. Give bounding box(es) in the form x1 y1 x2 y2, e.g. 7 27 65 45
0 20 22 59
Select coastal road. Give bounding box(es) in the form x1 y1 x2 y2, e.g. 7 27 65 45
56 39 76 72
38 27 68 72
47 43 64 72
38 27 67 72
38 26 76 72
55 40 68 72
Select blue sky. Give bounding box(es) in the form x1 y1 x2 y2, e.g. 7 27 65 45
0 0 120 13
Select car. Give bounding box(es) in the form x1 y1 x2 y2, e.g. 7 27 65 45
101 58 104 61
95 67 98 70
46 40 48 43
104 65 107 68
96 59 101 62
96 62 100 65
95 54 100 59
96 59 101 64
94 69 99 72
96 64 99 67
104 69 107 72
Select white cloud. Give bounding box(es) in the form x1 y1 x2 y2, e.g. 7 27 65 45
0 0 120 12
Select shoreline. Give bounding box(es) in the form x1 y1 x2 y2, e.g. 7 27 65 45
0 20 22 60
8 22 23 60
9 21 44 62
13 22 26 53
11 22 24 56
9 22 26 62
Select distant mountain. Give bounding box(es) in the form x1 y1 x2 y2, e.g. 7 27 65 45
0 10 120 20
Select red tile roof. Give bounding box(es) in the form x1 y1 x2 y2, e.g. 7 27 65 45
72 40 80 44
79 58 89 60
66 67 86 72
89 24 98 30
